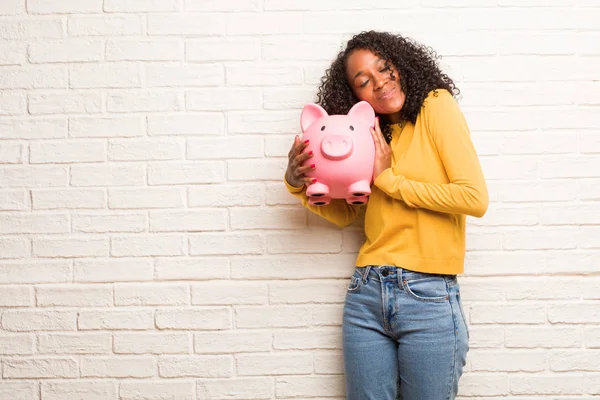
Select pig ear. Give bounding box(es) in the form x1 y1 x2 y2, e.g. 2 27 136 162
347 101 376 125
301 103 328 132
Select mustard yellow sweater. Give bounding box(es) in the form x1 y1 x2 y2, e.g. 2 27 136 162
285 89 488 275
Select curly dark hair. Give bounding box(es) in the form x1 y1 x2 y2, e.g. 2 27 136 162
316 30 459 142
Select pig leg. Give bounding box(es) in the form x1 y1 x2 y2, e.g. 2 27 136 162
347 180 371 197
306 182 330 198
309 196 331 206
346 195 368 205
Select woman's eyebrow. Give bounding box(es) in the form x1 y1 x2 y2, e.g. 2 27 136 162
353 58 383 80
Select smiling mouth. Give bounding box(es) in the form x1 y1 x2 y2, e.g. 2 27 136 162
379 86 395 100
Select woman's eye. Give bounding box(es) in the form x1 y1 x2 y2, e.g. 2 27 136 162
359 80 369 88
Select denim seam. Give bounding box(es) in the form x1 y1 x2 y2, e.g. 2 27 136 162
446 282 459 400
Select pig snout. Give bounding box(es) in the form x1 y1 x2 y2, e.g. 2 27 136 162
320 134 353 160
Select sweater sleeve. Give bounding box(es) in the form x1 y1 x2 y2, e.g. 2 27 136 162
284 176 362 228
373 90 488 218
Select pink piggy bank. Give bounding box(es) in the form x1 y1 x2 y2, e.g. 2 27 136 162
300 101 376 206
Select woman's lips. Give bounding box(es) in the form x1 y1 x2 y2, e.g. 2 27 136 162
379 86 396 100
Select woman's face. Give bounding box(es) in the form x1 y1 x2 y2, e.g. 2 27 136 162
345 49 405 123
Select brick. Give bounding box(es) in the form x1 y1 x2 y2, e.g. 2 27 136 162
107 90 180 113
15 381 50 400
314 351 343 374
228 159 287 181
226 65 302 86
189 233 264 256
468 205 539 227
585 327 600 348
0 19 63 39
3 358 78 378
0 285 32 306
195 331 271 354
148 114 224 136
114 333 190 354
197 378 273 400
187 137 263 159
186 39 260 62
0 260 71 283
276 376 344 398
70 117 143 138
68 15 143 36
185 0 259 11
469 326 504 348
0 334 34 354
226 12 301 35
581 227 600 249
458 373 509 396
580 133 600 153
549 304 600 323
263 37 343 61
228 111 299 134
497 179 579 203
0 118 66 139
504 278 581 300
0 91 26 114
72 213 146 233
510 374 583 395
470 304 546 324
146 64 224 87
506 327 581 349
189 184 263 207
0 42 25 65
550 350 600 371
191 282 267 305
230 207 307 230
27 0 101 14
36 285 113 307
70 164 145 187
263 88 315 110
109 138 183 161
29 39 104 63
111 235 184 257
41 381 117 400
186 88 261 111
81 357 156 378
266 232 343 254
237 352 313 375
107 39 182 61
470 350 546 372
78 310 154 330
69 64 140 88
231 254 357 280
38 333 111 354
0 0 24 14
155 257 230 281
503 228 578 250
75 258 153 282
120 381 193 400
155 308 231 330
0 237 29 259
114 283 188 306
273 328 341 350
0 66 66 89
0 213 69 234
2 310 76 331
33 237 109 257
265 0 415 9
236 306 314 328
30 141 106 164
149 162 224 185
28 91 102 115
148 14 225 35
159 356 233 378
0 190 27 210
540 155 600 179
269 280 347 304
150 210 227 232
109 187 184 209
584 279 600 300
104 0 179 12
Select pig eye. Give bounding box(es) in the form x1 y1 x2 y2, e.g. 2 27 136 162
321 126 325 131
349 125 354 131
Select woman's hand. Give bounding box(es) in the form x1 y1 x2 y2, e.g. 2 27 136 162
370 117 392 180
285 135 316 187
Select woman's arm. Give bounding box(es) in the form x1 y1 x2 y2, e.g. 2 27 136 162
374 91 488 217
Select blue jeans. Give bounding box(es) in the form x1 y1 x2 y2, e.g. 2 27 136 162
342 266 469 400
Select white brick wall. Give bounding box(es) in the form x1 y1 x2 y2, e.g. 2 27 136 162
0 1 598 399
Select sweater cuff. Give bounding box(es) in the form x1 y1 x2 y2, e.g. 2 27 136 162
284 175 306 194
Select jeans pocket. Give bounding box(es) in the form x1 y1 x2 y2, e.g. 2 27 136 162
403 277 449 303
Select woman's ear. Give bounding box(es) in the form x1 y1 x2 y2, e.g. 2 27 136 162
301 103 329 132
